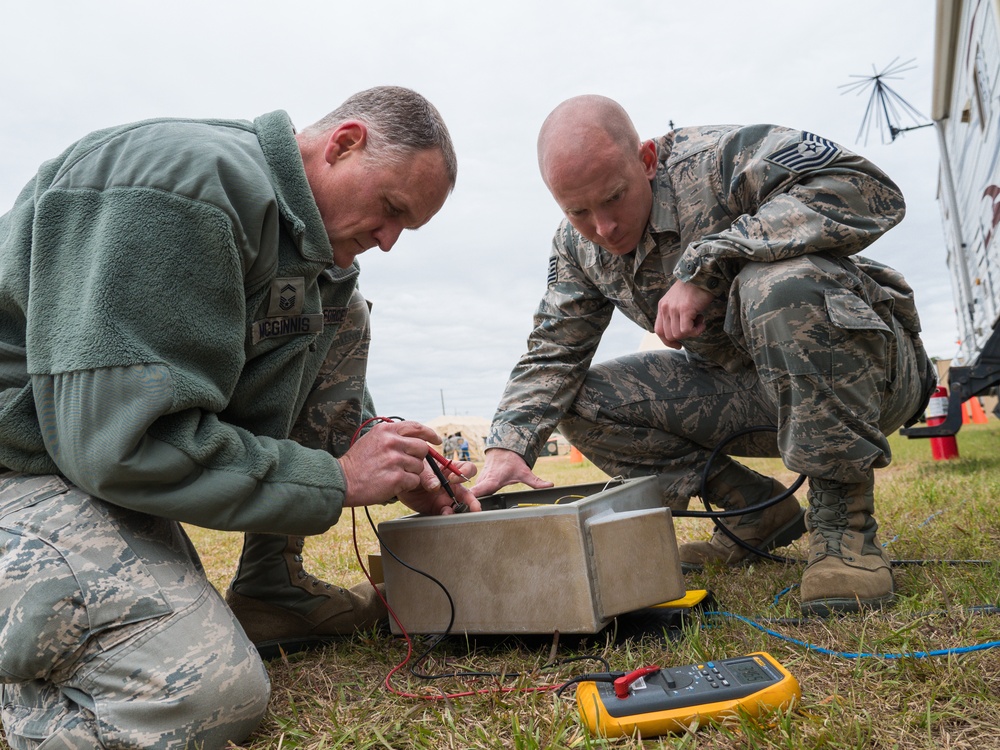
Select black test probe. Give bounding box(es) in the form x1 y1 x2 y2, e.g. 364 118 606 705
426 454 469 513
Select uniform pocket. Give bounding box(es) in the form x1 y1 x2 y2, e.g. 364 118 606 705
825 289 895 386
0 682 83 743
0 481 171 682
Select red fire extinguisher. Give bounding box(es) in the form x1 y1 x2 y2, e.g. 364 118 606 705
927 385 960 460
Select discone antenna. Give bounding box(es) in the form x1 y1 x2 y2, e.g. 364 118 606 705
841 57 932 144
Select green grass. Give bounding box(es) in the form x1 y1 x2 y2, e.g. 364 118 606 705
5 425 1000 749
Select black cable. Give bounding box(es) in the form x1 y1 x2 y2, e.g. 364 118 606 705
554 672 623 698
672 425 807 564
667 423 994 568
425 453 468 513
364 507 611 683
891 559 995 567
364 507 456 667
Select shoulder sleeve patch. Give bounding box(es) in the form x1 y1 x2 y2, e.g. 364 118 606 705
547 254 559 287
764 132 841 173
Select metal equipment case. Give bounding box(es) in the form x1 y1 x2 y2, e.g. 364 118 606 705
377 476 685 635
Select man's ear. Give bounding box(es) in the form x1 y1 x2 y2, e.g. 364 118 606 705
324 121 368 165
639 139 658 179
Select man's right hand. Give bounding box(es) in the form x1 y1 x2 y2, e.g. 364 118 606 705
471 448 554 498
338 420 474 511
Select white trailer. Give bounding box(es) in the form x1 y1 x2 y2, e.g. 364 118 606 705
903 0 1000 437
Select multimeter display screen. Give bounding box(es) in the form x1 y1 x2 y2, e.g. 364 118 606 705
729 660 772 684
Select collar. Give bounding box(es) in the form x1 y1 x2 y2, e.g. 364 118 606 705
632 135 680 271
254 110 355 272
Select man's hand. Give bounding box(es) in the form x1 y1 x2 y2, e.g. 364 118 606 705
654 280 717 349
397 464 481 515
471 448 554 498
339 420 480 515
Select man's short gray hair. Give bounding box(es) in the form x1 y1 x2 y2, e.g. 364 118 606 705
302 86 457 188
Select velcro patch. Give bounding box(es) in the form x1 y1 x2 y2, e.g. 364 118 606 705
250 314 323 345
267 277 305 316
765 132 840 173
547 255 558 286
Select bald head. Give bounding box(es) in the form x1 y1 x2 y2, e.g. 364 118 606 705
536 95 657 256
537 95 641 187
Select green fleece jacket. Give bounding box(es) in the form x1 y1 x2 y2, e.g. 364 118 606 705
0 110 368 534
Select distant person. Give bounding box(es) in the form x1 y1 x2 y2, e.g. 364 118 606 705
459 433 471 461
0 86 479 749
473 95 935 617
444 432 460 460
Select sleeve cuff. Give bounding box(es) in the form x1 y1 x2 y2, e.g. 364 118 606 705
674 252 726 293
485 422 541 466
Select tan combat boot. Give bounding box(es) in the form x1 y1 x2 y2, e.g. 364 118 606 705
799 472 894 616
225 533 387 658
679 462 805 572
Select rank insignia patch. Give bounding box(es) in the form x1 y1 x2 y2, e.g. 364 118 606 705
547 254 558 286
765 132 840 173
267 277 305 317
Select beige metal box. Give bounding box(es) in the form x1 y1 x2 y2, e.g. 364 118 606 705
377 476 685 635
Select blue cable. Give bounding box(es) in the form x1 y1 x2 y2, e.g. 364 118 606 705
704 610 1000 659
761 498 995 652
772 584 798 607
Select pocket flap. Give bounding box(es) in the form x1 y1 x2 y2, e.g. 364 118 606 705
825 289 892 332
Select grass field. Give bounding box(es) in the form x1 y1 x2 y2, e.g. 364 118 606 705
206 422 1000 750
4 423 1000 748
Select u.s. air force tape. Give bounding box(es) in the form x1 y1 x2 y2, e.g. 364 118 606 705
764 132 840 173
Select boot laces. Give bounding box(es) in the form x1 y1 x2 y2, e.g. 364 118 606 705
809 496 850 558
293 554 333 590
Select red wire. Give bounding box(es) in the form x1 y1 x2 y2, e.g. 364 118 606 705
347 416 565 701
351 504 562 701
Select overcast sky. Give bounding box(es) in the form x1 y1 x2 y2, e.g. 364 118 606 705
1 1 950 425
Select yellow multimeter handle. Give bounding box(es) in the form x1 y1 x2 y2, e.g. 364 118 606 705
576 652 800 738
650 589 711 609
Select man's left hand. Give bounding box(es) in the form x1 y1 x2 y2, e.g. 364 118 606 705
655 280 717 348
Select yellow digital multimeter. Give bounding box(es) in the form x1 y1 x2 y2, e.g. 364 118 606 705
576 651 800 738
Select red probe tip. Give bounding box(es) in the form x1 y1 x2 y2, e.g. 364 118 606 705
426 446 471 482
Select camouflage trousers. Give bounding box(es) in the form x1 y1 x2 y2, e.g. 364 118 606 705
0 473 270 749
560 255 935 503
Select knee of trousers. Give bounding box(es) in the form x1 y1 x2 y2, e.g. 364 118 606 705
77 587 271 750
558 408 592 439
734 258 833 322
0 593 271 750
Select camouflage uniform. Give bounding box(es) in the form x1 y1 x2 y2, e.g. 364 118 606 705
0 473 270 749
487 125 936 501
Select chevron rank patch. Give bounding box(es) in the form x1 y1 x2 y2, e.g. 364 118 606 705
547 254 558 286
765 132 840 173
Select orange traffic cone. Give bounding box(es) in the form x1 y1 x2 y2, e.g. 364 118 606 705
962 401 971 424
969 397 989 424
569 446 584 463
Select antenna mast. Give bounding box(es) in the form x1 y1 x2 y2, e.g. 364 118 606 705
840 57 933 144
